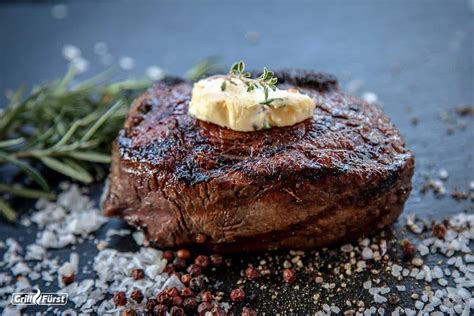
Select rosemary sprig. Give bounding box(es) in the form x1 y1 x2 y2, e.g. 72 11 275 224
221 61 280 105
185 57 222 81
0 58 220 221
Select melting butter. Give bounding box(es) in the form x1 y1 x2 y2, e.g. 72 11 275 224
188 76 315 132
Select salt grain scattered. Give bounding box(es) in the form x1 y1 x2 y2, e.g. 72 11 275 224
51 4 68 19
119 56 135 70
362 247 373 260
146 66 165 81
93 42 108 55
362 92 378 104
62 45 81 61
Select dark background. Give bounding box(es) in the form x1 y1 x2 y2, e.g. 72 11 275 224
0 0 473 313
1 0 473 218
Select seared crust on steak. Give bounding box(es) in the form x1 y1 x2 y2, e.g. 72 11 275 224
103 71 414 252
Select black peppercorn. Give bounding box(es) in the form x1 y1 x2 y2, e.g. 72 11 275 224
169 306 185 316
189 276 206 292
146 298 157 311
183 297 198 310
130 289 144 303
200 290 213 302
153 304 168 316
132 268 145 280
187 264 202 277
113 291 127 306
230 288 245 302
210 254 223 266
194 255 210 268
181 287 194 298
197 301 213 313
283 268 296 284
245 266 259 281
176 249 191 260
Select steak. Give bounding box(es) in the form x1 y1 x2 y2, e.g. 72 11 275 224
102 70 415 252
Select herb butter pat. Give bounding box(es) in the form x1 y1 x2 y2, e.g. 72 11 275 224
189 76 315 132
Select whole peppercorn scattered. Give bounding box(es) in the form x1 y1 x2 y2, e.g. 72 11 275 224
177 249 191 260
389 293 400 305
181 273 192 286
245 266 259 281
183 297 198 310
195 255 210 268
163 264 175 275
187 264 202 277
432 223 447 239
146 298 157 311
400 239 417 258
210 254 223 266
168 287 180 296
169 306 185 316
61 273 75 285
130 289 144 303
242 307 257 316
113 291 127 306
230 288 245 302
153 304 168 316
211 306 226 316
190 276 206 292
173 258 187 269
195 233 207 243
181 287 194 298
157 289 172 304
163 250 174 262
156 292 166 304
283 268 296 284
197 301 213 313
200 290 213 302
132 268 145 280
122 309 137 316
171 295 183 306
160 287 179 304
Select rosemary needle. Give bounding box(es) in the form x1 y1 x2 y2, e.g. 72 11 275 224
0 58 220 221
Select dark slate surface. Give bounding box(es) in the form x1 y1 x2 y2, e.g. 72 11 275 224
0 0 473 314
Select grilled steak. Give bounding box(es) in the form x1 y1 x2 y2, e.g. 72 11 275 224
103 70 414 252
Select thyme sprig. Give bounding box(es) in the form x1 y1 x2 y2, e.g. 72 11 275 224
221 61 280 105
0 58 219 221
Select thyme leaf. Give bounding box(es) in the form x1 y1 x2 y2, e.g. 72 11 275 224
221 61 279 105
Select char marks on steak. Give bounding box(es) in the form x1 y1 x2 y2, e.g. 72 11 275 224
103 70 414 252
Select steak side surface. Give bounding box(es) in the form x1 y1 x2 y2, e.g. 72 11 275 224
103 71 415 252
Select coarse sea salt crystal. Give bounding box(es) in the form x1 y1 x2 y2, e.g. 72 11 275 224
132 231 145 246
418 244 429 256
70 57 89 74
438 168 449 180
362 247 373 260
432 266 444 279
396 285 406 291
146 66 165 81
373 293 387 303
93 42 108 55
62 45 80 61
362 92 378 104
119 56 135 70
380 287 390 294
363 280 372 289
341 244 353 252
391 264 402 277
438 278 448 286
11 262 30 276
